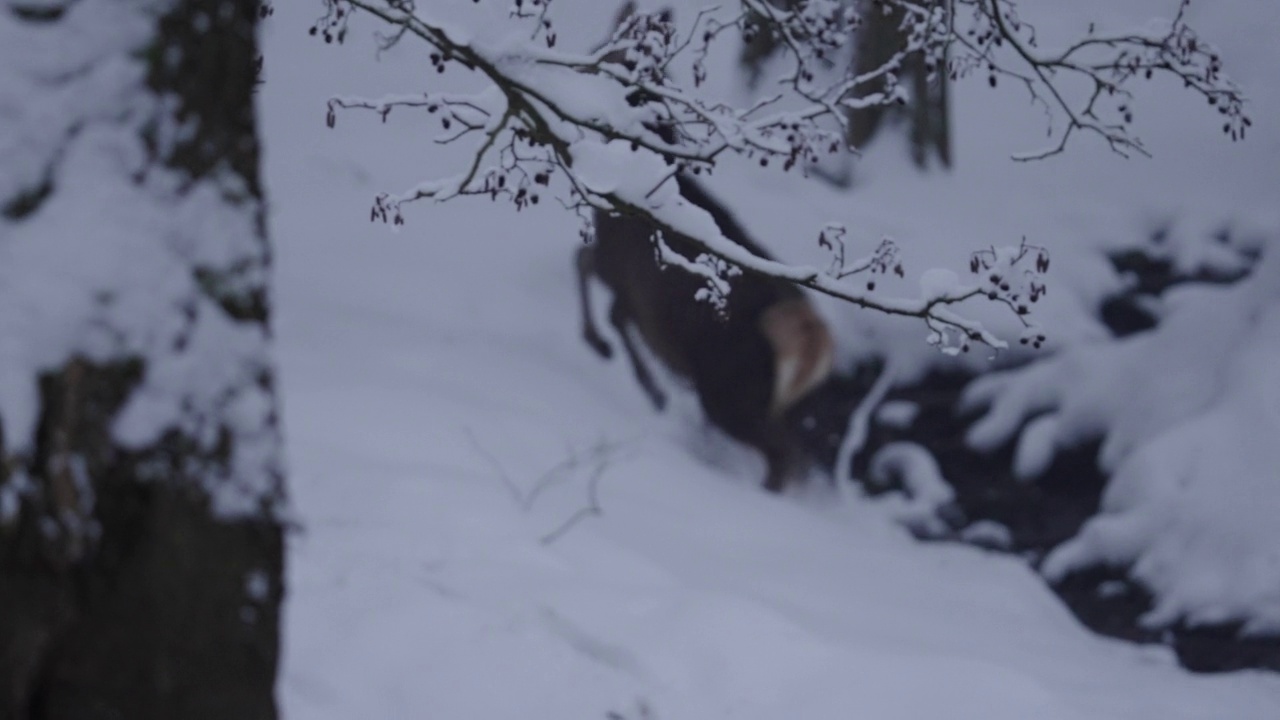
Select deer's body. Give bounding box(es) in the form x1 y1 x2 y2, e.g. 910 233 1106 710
576 175 833 492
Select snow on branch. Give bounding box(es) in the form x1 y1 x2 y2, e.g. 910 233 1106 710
311 0 1246 351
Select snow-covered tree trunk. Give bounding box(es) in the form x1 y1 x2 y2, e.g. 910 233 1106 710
0 0 284 717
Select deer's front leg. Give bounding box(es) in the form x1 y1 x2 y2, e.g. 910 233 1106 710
609 299 667 411
575 245 613 359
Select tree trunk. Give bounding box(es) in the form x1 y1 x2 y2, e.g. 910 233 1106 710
739 0 952 182
0 1 284 718
847 0 951 169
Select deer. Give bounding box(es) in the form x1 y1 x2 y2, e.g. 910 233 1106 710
576 171 835 493
572 2 835 492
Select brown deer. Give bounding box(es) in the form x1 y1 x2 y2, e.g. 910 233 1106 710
576 174 835 492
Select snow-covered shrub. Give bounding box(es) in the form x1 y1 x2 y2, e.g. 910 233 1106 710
963 235 1280 632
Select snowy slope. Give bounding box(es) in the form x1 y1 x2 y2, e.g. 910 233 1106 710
261 0 1280 717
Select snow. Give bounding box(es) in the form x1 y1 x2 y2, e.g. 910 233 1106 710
969 247 1280 631
1040 261 1280 632
876 399 919 429
866 441 956 538
0 0 281 517
261 0 1280 716
0 0 152 456
918 267 961 302
1012 412 1061 481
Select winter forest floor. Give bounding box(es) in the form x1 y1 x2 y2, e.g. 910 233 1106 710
262 0 1280 717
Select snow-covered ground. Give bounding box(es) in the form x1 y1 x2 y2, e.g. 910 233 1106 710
262 0 1280 716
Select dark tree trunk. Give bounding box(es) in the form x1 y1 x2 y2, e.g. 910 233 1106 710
738 0 951 181
847 0 951 169
0 1 284 718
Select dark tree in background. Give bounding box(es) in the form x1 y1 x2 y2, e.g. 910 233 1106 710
847 0 951 169
0 0 284 718
741 0 952 174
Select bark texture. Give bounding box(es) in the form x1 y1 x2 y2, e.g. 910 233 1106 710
0 1 284 717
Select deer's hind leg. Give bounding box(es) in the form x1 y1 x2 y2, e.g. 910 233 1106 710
576 244 613 359
759 428 810 493
691 356 806 492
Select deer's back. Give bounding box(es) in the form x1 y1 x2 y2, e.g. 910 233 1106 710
591 176 805 383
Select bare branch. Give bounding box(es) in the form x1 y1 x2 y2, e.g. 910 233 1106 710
313 0 1247 353
940 0 1250 159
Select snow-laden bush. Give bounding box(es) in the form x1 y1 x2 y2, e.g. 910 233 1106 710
963 237 1280 632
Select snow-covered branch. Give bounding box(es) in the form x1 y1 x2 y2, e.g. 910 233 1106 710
312 0 1245 351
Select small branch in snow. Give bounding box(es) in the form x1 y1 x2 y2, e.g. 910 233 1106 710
538 456 607 545
465 430 625 544
606 698 657 720
464 428 527 508
834 360 897 483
